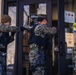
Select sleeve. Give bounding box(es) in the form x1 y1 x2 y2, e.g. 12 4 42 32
0 24 21 32
34 24 55 36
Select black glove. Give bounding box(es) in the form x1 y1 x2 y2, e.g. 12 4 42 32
11 32 16 36
9 32 16 43
20 27 27 31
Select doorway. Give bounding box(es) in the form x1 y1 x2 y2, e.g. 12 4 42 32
16 0 53 75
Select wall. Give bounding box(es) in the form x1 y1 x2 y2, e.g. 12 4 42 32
52 1 76 20
0 0 3 23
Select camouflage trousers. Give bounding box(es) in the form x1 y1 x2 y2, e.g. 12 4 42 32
29 45 46 75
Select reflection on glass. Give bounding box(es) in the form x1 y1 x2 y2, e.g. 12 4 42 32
23 5 29 25
8 7 16 26
37 3 46 14
23 3 46 26
7 6 16 65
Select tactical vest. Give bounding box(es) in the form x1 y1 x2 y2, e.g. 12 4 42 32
28 24 49 47
0 32 15 52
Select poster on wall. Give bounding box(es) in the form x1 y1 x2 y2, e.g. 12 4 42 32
64 11 75 23
65 33 74 47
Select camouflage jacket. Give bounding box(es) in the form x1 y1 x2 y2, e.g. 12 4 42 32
0 24 21 32
34 24 56 37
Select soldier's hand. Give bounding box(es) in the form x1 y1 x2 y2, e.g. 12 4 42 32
20 27 27 31
11 32 16 36
51 27 57 34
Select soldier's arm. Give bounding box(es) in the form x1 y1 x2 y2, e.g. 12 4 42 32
34 24 56 36
0 24 28 32
0 24 21 32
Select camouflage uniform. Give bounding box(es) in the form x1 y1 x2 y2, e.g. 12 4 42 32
0 24 20 32
29 24 56 75
0 15 26 32
0 23 25 75
0 15 27 75
34 24 56 36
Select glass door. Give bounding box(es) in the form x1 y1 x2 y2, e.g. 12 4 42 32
7 2 17 75
0 1 17 75
23 3 47 75
64 0 76 75
16 0 52 75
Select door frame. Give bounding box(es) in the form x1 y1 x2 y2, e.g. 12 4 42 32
15 0 53 75
58 0 66 75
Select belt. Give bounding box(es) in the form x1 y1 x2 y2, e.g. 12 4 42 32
30 43 44 49
30 43 38 48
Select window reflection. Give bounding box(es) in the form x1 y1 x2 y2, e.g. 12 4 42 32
8 7 16 26
23 5 29 25
7 6 16 65
37 3 46 14
23 3 46 26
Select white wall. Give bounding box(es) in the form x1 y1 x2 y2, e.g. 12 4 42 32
0 0 3 23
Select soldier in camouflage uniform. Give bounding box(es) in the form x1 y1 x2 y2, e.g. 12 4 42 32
0 15 27 48
0 15 21 32
28 14 56 75
0 15 26 75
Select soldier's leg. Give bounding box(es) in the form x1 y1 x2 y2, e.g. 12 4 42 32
0 51 6 75
29 47 46 75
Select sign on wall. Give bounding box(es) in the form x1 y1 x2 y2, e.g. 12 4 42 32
64 11 75 23
65 33 74 47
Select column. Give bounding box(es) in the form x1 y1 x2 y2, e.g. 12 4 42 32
0 0 3 23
